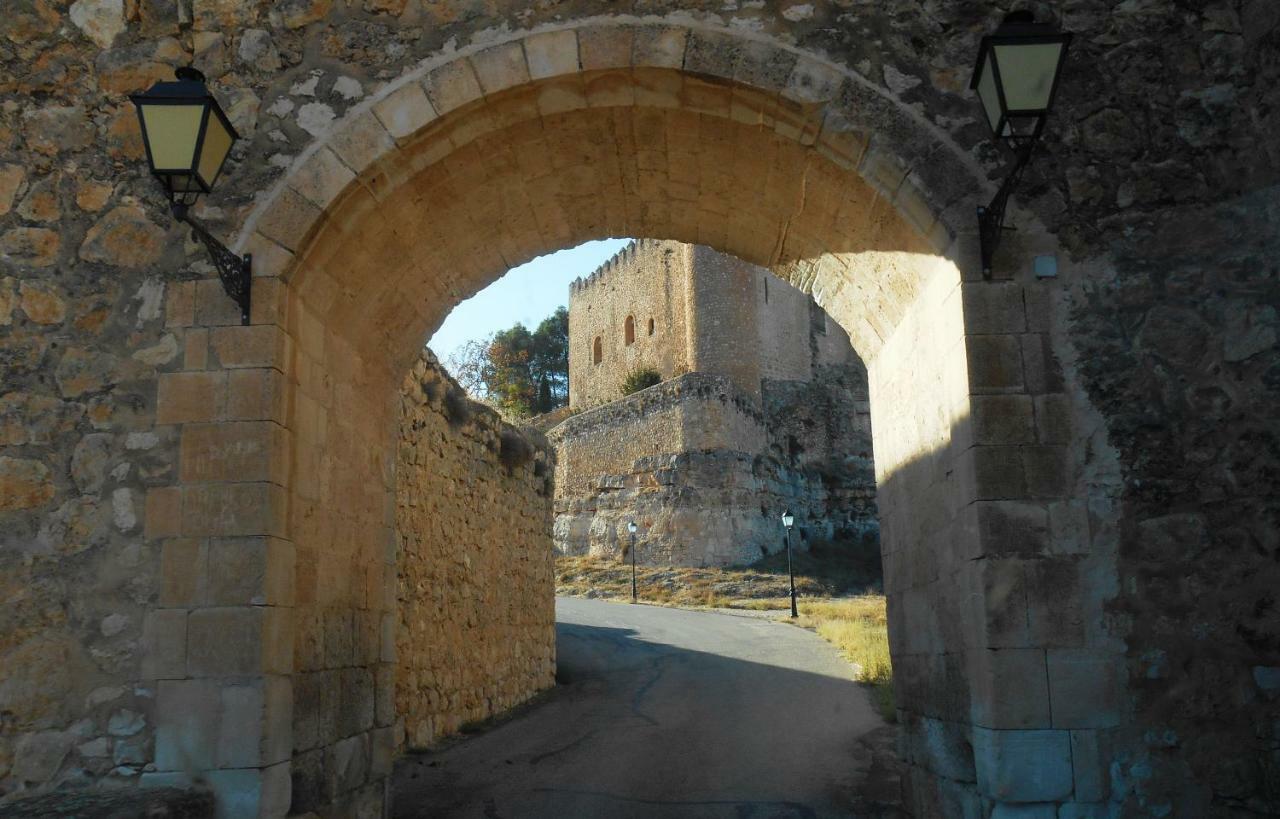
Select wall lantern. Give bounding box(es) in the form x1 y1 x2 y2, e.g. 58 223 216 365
969 10 1072 278
130 67 251 324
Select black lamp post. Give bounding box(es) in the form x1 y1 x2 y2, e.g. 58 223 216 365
627 520 638 603
781 510 798 619
130 67 251 324
970 11 1072 278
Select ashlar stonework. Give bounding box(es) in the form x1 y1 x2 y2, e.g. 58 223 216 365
546 240 877 567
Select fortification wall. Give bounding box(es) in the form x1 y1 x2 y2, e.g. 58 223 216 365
394 355 555 751
551 373 767 497
567 240 694 409
549 372 875 566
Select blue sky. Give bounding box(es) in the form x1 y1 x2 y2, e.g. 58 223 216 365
428 238 632 364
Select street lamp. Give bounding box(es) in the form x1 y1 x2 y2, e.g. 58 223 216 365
969 10 1072 278
781 510 798 619
130 67 251 324
627 521 638 604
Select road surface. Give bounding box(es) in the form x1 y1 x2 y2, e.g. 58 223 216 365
390 597 892 818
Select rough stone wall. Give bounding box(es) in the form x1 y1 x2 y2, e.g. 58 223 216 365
569 240 859 407
396 354 555 750
550 372 875 566
567 239 694 408
762 363 877 542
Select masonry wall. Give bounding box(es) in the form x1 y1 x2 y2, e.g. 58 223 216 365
549 373 875 566
395 355 556 750
567 239 694 408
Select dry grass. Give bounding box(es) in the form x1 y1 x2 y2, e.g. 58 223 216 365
556 553 896 722
796 597 895 721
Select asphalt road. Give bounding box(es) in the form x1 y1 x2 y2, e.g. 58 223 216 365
390 597 889 819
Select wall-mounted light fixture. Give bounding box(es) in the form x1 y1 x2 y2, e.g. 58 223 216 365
131 67 251 324
970 11 1072 279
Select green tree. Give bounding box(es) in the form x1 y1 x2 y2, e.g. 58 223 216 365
487 323 537 417
529 306 569 412
441 306 570 418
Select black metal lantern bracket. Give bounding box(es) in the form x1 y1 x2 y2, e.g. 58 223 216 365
130 66 251 325
976 138 1036 280
172 200 252 326
970 12 1072 280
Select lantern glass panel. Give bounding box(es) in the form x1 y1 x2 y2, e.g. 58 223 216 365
994 42 1065 111
140 104 205 171
975 52 1003 135
197 112 234 189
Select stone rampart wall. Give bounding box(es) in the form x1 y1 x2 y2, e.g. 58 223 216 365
549 371 875 566
396 354 556 750
550 373 766 495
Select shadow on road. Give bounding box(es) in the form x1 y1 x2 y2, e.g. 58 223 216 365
391 606 904 819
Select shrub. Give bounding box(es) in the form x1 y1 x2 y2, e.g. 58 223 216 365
620 366 662 396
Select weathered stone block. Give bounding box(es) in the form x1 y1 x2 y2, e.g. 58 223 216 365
524 30 579 79
1047 651 1122 728
966 335 1025 394
972 727 1073 803
156 371 226 425
578 25 632 71
966 446 1027 501
970 648 1051 729
423 60 484 115
207 537 294 606
962 283 1026 334
205 761 291 819
226 368 288 424
1069 729 1112 803
329 732 369 795
1023 446 1069 499
371 82 438 141
1025 559 1085 647
976 501 1050 557
1048 500 1090 555
182 482 287 538
971 394 1036 445
1020 333 1064 395
327 112 396 174
141 609 187 679
632 25 687 69
180 421 286 485
470 41 530 95
155 678 219 771
145 486 183 539
255 187 322 253
966 559 1030 649
187 606 265 677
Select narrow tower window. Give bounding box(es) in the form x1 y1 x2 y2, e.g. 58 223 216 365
625 315 635 345
593 336 602 365
648 318 655 336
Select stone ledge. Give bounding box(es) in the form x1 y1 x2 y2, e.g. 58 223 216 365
548 372 765 442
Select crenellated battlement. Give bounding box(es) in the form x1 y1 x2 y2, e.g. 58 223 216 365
569 238 672 295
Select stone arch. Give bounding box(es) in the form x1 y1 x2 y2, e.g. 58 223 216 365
592 336 603 365
151 19 1113 818
624 315 635 346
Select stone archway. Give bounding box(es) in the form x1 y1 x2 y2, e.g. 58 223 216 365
130 19 1118 816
